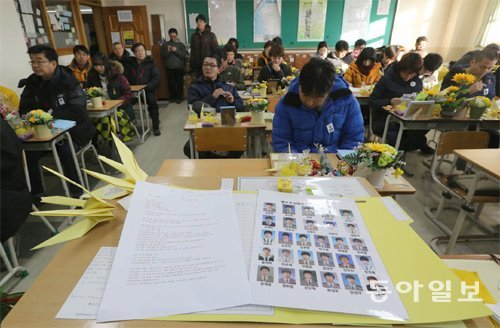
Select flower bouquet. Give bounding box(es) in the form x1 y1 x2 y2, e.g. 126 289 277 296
6 111 33 140
242 62 253 79
252 81 268 97
25 109 53 139
469 96 491 119
343 143 405 188
86 87 105 109
247 98 268 124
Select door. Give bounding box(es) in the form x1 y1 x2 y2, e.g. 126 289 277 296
101 6 151 52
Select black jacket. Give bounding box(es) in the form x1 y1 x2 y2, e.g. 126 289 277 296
19 66 96 147
110 49 131 66
189 25 218 71
257 62 292 82
124 56 161 93
369 65 423 133
0 118 31 242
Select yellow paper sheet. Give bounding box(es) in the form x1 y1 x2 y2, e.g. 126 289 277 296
83 169 136 191
112 133 148 181
31 207 113 217
91 184 130 200
31 218 99 250
155 197 491 325
41 196 86 207
451 269 496 304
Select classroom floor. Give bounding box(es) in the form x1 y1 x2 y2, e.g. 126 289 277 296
2 100 499 293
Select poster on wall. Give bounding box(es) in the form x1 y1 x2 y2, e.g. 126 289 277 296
254 0 281 43
297 0 327 42
123 30 135 46
208 0 237 46
340 0 372 46
117 10 133 22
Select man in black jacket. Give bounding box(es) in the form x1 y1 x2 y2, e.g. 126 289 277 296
161 28 187 104
257 44 292 82
20 45 95 198
109 42 131 66
189 14 218 78
125 43 162 135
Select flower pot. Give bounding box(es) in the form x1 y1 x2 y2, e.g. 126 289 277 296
469 106 486 119
260 87 267 97
251 111 265 125
366 169 387 189
440 110 455 119
34 124 52 139
91 96 103 109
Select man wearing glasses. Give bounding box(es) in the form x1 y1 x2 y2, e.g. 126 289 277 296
19 45 95 199
188 55 243 112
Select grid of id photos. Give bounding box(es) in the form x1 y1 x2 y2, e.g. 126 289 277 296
257 200 382 294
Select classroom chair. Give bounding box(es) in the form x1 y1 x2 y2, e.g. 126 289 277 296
294 54 311 70
368 107 382 142
267 95 281 113
76 141 107 190
424 131 498 253
193 127 247 159
0 237 29 287
252 68 261 81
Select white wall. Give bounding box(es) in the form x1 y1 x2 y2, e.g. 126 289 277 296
391 0 493 61
0 0 35 96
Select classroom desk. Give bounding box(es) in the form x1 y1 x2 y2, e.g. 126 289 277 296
444 148 500 254
130 85 150 143
268 154 416 196
22 126 83 198
3 161 492 328
349 87 370 106
183 113 273 158
380 107 500 150
87 99 123 130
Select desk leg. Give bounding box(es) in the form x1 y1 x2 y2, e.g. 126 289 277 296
255 129 263 158
445 171 481 254
395 120 404 150
51 138 70 197
142 90 150 140
381 115 391 144
189 131 195 159
113 108 119 135
66 134 84 188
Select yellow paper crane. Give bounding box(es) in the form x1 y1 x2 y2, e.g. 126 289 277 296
30 166 116 250
83 133 148 192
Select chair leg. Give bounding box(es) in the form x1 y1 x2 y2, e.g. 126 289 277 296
0 237 28 287
80 150 90 190
90 144 107 174
33 204 58 235
445 208 468 254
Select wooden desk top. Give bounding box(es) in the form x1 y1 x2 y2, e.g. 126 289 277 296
183 112 273 131
454 148 500 179
130 85 147 92
269 154 416 196
87 99 123 111
0 162 486 327
23 128 66 143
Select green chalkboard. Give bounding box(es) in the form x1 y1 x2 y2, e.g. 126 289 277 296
184 0 398 50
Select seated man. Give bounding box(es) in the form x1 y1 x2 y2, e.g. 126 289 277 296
272 58 364 153
188 55 243 112
420 53 443 87
442 48 497 99
67 45 92 88
257 44 292 82
125 42 162 136
20 45 96 198
109 41 131 66
218 48 246 90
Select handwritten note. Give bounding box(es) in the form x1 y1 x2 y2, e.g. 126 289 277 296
97 182 252 322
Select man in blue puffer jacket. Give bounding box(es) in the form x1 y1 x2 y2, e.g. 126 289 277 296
272 58 364 153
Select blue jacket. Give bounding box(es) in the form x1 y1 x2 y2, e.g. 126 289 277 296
188 77 244 112
272 76 364 153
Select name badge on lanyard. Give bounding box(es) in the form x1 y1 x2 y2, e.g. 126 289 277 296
326 123 334 134
483 88 489 96
57 94 65 106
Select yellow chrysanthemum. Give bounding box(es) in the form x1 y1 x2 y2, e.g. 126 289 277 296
451 73 476 85
446 86 459 93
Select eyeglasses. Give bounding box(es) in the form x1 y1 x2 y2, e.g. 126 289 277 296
203 63 218 68
29 60 49 66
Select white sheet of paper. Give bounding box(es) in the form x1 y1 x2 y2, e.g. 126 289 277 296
220 178 234 190
200 192 273 316
19 0 33 13
111 31 121 44
248 190 408 320
238 177 370 198
380 197 412 222
22 14 37 38
188 13 199 29
377 0 391 15
56 247 116 319
96 182 252 322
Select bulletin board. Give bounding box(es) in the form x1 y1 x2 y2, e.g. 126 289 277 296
184 0 398 49
14 0 51 48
